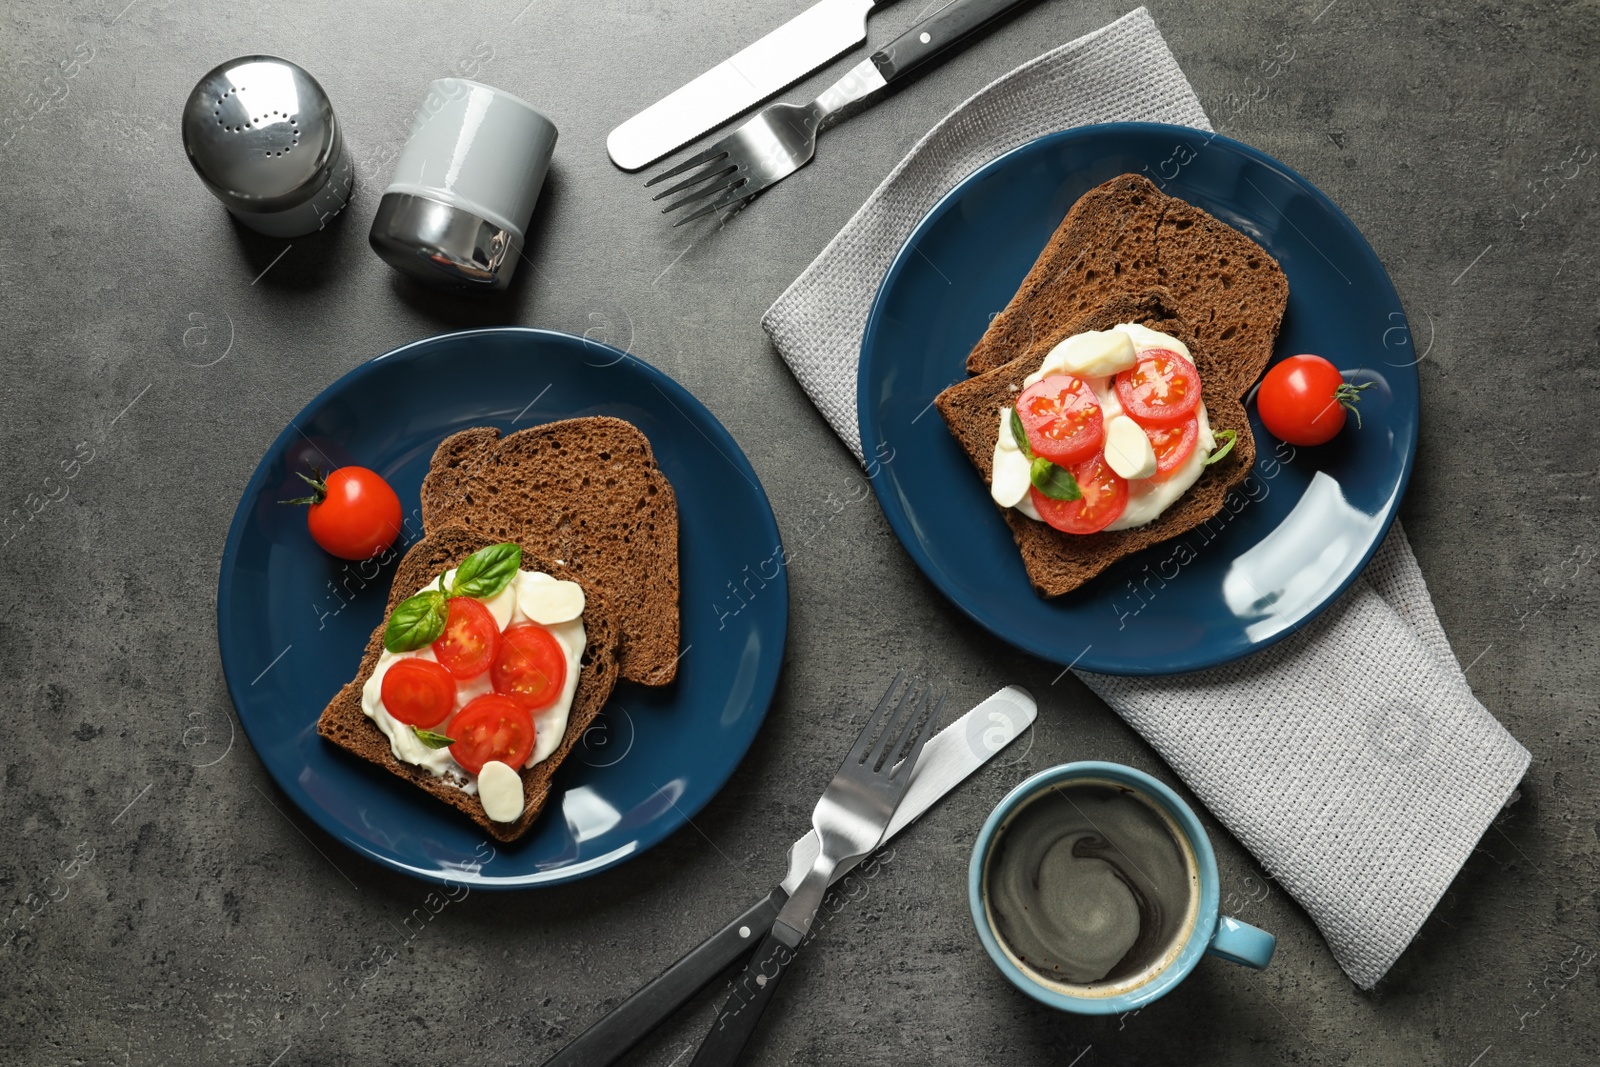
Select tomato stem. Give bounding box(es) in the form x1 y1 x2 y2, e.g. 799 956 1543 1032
277 464 328 507
1335 381 1373 429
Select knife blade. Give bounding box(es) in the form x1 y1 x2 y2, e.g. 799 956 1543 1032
540 685 1036 1067
606 0 884 172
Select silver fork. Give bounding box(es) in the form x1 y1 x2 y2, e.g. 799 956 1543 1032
688 671 945 1066
777 671 942 944
649 0 1039 225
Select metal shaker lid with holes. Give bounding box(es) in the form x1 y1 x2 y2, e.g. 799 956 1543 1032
182 56 351 234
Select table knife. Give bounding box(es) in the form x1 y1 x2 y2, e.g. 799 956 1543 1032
541 685 1036 1067
606 0 885 172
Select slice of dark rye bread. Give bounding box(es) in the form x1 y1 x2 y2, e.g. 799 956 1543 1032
317 526 622 843
934 288 1261 598
965 173 1288 396
419 417 680 687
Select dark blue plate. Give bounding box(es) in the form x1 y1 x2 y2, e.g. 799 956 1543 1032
858 123 1418 675
217 329 787 887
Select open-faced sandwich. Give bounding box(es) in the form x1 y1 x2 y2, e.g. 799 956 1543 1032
317 416 680 842
934 174 1289 597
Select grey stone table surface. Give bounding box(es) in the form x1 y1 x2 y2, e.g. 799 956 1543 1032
2 0 1596 1064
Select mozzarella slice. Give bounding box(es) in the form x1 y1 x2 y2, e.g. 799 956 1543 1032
478 761 525 822
518 576 586 625
1103 415 1158 480
991 409 1032 508
1115 323 1192 361
1047 330 1138 378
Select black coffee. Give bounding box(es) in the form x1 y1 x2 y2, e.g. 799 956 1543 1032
984 780 1197 987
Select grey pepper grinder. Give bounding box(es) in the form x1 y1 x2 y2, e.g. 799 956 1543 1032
368 79 557 292
181 56 354 237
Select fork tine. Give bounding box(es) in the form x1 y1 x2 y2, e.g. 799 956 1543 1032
890 690 944 781
649 163 736 202
865 677 924 771
881 686 931 776
644 144 730 188
671 183 756 227
849 670 905 764
658 170 747 215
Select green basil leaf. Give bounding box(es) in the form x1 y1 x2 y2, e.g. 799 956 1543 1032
411 726 456 749
449 543 522 600
383 590 447 652
1009 407 1034 461
1030 457 1082 501
1204 429 1238 467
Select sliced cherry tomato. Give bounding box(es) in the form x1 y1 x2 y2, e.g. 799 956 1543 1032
285 465 402 561
1015 375 1103 465
1030 454 1129 535
448 694 535 775
378 658 457 728
491 623 568 711
431 596 500 679
1114 349 1201 427
1145 416 1199 479
1257 353 1368 446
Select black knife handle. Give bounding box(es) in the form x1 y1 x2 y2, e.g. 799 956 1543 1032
541 887 788 1067
689 928 799 1067
870 0 1041 83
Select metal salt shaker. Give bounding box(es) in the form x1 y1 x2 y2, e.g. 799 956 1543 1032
181 56 354 238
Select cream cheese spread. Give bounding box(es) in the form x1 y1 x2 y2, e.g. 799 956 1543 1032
359 569 586 790
991 324 1216 532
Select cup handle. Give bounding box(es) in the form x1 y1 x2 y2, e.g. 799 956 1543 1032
1205 915 1276 970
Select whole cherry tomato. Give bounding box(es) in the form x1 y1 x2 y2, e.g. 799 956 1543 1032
1256 354 1370 446
282 465 402 560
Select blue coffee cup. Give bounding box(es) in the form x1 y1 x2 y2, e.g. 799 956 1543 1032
968 762 1275 1013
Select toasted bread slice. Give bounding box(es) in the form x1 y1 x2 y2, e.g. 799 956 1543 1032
419 417 680 686
965 174 1287 400
316 525 622 842
935 288 1258 597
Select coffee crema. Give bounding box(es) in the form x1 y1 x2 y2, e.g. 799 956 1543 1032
983 780 1199 992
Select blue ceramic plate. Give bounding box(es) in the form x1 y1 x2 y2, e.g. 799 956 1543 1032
859 123 1418 675
217 329 787 887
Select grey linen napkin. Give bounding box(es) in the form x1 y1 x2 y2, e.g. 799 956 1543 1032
761 7 1531 989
